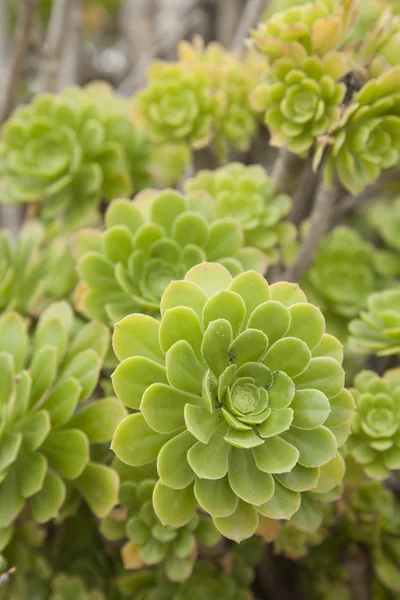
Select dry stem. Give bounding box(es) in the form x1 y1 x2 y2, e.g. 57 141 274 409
271 147 306 195
282 175 343 283
0 0 39 124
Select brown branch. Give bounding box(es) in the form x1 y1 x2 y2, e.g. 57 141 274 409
0 0 39 124
231 0 268 49
57 0 83 90
271 147 306 195
40 0 70 92
282 175 343 283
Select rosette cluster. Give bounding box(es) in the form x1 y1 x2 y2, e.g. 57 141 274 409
112 263 354 541
185 163 295 265
101 461 220 582
0 85 152 227
348 369 400 479
349 289 400 356
0 221 77 316
250 48 348 155
75 190 267 324
0 303 125 535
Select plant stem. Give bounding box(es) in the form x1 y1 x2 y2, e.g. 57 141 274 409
271 147 306 195
40 0 70 92
0 0 39 124
282 175 343 283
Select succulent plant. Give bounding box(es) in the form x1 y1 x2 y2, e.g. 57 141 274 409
185 163 296 265
75 190 268 324
345 481 400 595
251 47 348 155
178 39 263 159
252 0 358 63
349 288 400 356
347 369 400 479
135 61 218 151
0 520 52 600
302 227 399 327
365 197 400 254
0 86 152 228
112 262 354 541
319 67 400 195
274 514 330 559
49 574 105 600
0 302 126 531
0 221 77 316
100 460 220 582
356 8 400 77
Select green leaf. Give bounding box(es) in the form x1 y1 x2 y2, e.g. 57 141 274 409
141 383 202 434
112 356 167 410
112 413 176 466
187 422 230 479
31 470 66 523
276 464 320 492
205 218 243 260
166 340 205 395
202 290 246 337
229 271 270 324
201 319 232 376
248 301 291 345
313 453 345 493
68 321 110 361
68 397 127 443
150 190 186 234
161 280 208 320
290 389 330 429
74 462 119 517
294 357 344 399
17 451 47 498
229 329 268 368
42 429 89 479
291 493 323 533
270 282 307 306
104 226 133 263
7 371 31 422
185 262 232 297
324 388 355 428
0 313 28 372
224 427 264 449
282 297 325 347
258 408 293 437
184 404 222 443
312 333 343 362
153 482 197 527
265 337 311 378
253 436 299 473
0 432 21 472
0 352 14 406
59 349 101 401
214 500 259 542
194 476 238 518
0 470 24 528
228 448 275 506
42 378 81 428
158 431 196 490
282 426 337 468
258 480 300 519
113 314 163 363
78 252 118 291
268 371 296 409
106 199 144 234
19 410 51 451
173 212 210 247
30 346 57 405
160 308 203 360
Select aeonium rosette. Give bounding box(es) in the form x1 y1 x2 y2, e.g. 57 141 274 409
112 263 354 541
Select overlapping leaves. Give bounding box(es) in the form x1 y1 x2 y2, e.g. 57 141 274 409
112 263 354 541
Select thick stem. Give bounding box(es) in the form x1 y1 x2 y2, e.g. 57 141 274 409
271 147 306 195
57 0 83 90
282 175 342 283
231 0 268 49
289 163 319 226
40 0 70 92
0 0 39 124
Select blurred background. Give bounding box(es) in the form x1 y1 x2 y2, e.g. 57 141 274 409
0 0 268 101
